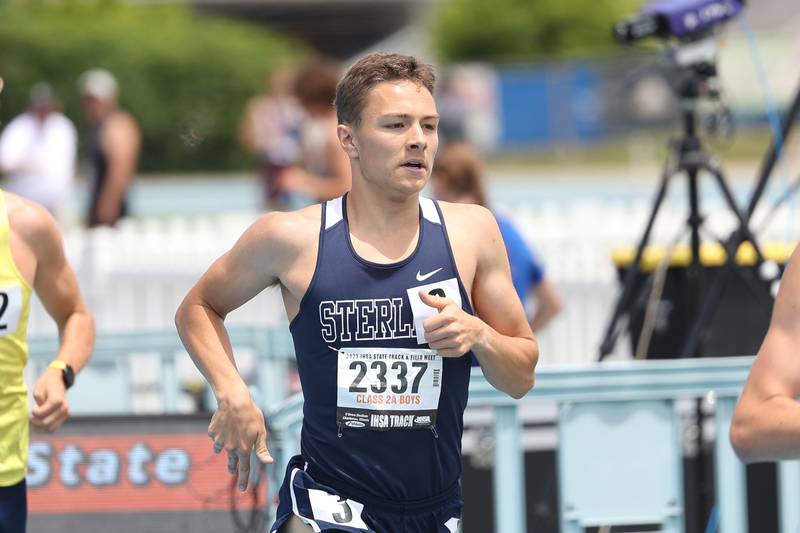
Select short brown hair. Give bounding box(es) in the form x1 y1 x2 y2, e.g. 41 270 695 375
431 142 488 207
335 52 436 125
293 58 341 109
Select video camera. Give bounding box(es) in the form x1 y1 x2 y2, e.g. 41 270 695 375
614 0 744 43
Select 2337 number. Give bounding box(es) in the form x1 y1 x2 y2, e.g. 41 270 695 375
348 360 428 395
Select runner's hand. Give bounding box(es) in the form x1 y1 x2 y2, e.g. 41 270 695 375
30 367 69 432
208 387 273 491
419 290 485 357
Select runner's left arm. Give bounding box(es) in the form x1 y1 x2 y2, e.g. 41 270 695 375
29 204 95 431
422 207 538 398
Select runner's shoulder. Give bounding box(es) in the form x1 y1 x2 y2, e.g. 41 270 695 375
436 201 495 234
247 204 321 254
3 192 59 253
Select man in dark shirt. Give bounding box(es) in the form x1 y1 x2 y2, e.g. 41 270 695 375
78 69 140 227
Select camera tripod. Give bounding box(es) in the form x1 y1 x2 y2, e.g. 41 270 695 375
598 60 774 361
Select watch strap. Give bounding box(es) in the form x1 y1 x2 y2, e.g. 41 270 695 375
49 360 67 371
49 360 75 389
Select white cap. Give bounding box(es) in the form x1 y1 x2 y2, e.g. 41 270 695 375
79 68 118 101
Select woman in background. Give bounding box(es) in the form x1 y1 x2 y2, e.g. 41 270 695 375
431 142 564 337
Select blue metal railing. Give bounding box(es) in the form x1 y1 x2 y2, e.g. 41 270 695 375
266 357 796 533
28 326 296 412
28 329 799 532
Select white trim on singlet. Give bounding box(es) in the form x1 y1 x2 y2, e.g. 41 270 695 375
325 196 344 230
328 195 440 227
419 196 441 225
289 468 322 533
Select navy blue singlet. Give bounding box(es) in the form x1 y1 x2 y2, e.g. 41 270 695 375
288 193 473 504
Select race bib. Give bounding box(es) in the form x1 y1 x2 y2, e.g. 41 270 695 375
0 285 23 337
336 347 442 431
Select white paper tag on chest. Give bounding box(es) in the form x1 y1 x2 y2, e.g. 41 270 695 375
336 347 442 431
0 285 24 337
406 277 462 345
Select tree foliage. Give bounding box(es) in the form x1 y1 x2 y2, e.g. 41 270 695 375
431 0 639 63
0 1 302 171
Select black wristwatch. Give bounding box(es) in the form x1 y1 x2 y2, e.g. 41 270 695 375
49 360 75 389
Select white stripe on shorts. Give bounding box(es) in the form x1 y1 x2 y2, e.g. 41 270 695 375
289 468 322 533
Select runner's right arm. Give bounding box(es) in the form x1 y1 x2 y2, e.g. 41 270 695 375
175 211 297 488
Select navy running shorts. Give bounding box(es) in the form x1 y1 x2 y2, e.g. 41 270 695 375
0 480 26 533
270 455 462 533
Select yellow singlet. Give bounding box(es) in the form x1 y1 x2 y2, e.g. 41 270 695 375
0 192 32 486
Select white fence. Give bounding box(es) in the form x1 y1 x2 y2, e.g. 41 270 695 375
28 173 800 366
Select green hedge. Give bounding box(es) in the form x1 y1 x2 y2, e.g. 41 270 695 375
0 1 302 171
431 0 639 63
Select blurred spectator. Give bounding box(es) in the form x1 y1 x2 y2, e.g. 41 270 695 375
238 67 304 210
78 69 140 227
278 58 351 203
437 71 469 145
431 142 564 334
0 82 77 220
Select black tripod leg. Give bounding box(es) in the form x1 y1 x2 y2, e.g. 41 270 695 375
685 166 703 355
746 75 800 219
707 161 765 260
679 163 774 357
705 161 773 311
704 163 773 306
599 166 675 360
680 262 732 357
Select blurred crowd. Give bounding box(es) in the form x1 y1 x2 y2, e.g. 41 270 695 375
0 69 140 229
0 57 564 338
238 57 351 210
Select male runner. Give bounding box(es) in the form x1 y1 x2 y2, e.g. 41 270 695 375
731 245 800 462
175 53 538 533
0 78 96 533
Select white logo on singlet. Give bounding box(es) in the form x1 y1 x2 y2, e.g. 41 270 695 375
416 268 443 282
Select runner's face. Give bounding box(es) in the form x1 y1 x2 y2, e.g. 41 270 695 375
349 81 439 195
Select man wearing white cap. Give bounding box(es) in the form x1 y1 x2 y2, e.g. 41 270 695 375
0 82 77 220
78 68 140 227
